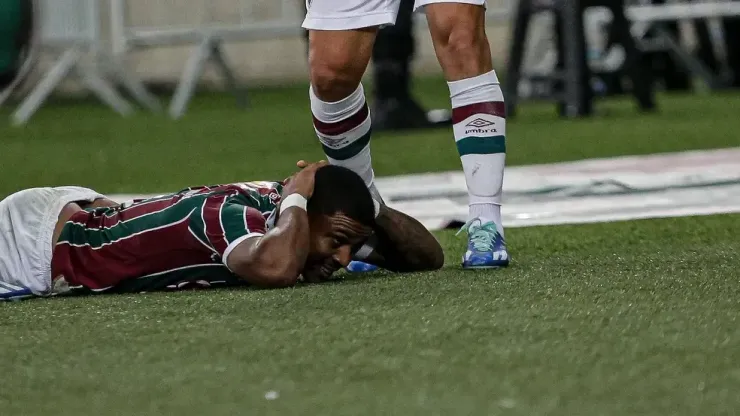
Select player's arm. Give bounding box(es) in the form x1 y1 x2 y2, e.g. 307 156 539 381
358 204 444 272
225 162 326 288
225 206 310 288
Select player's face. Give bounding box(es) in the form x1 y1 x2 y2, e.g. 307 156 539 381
302 213 373 282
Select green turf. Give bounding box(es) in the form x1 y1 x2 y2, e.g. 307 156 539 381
1 79 740 414
1 215 739 415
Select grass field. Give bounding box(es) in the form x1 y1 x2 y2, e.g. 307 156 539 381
1 78 740 415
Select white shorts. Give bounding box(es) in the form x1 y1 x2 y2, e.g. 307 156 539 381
302 0 486 31
0 186 105 300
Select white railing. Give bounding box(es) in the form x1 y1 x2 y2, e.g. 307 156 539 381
6 0 159 125
38 0 100 46
9 0 133 124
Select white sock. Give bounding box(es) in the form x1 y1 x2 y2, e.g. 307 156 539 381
310 84 375 189
469 203 503 235
448 70 506 236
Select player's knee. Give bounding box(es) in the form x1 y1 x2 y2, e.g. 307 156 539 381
307 29 375 100
309 56 364 101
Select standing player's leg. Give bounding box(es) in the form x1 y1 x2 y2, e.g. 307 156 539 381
303 1 401 201
422 1 509 268
303 0 401 272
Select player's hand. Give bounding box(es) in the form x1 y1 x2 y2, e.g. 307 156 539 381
283 160 328 198
296 159 325 170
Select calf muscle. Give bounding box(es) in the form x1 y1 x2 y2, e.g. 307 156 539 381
425 3 492 81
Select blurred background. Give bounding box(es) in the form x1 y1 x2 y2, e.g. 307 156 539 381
1 0 738 110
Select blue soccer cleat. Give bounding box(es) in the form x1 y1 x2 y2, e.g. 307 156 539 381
346 261 379 273
456 218 510 269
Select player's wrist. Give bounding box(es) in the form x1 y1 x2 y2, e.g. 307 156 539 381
279 193 308 215
282 181 312 200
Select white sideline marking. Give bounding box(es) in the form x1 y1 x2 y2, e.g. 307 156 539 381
109 148 740 230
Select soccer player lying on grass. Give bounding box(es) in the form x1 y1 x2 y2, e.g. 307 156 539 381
0 162 443 300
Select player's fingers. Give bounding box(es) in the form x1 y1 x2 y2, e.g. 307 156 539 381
296 160 326 170
311 160 329 169
300 161 324 173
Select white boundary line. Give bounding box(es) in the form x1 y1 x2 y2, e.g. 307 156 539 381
109 148 740 230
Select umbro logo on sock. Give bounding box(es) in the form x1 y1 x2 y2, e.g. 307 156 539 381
319 134 350 149
463 118 498 135
463 117 498 135
465 118 495 128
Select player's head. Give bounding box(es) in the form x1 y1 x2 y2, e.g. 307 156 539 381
303 165 375 281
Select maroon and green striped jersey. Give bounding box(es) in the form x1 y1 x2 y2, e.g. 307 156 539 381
51 182 283 294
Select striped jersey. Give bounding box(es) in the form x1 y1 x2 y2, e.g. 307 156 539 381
51 182 283 294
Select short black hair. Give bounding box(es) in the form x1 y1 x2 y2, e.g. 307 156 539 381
308 165 375 227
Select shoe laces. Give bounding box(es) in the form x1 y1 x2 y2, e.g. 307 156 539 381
456 219 500 252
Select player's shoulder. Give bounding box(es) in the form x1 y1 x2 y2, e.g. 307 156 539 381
231 181 283 197
170 182 283 212
219 181 283 209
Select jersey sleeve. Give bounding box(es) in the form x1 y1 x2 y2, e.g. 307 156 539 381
200 195 267 265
